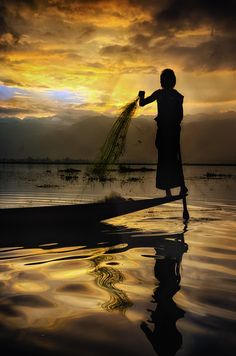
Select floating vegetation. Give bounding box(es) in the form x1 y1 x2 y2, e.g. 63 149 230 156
124 176 144 183
58 168 81 173
120 176 144 185
128 177 143 182
58 168 81 182
60 175 78 182
83 172 117 183
203 172 233 179
90 98 139 179
36 184 59 188
119 165 155 173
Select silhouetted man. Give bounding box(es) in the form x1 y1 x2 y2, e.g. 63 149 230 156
139 69 188 198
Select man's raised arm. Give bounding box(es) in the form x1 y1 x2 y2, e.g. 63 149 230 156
138 90 158 107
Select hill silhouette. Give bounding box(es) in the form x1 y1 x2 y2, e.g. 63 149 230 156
0 111 235 164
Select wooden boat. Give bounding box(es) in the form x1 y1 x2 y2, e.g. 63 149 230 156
0 195 183 226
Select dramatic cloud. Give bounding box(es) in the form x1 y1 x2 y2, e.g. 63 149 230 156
154 0 236 33
0 107 33 116
0 0 235 123
162 36 236 71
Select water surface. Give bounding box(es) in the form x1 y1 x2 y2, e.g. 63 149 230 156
0 164 235 355
0 164 236 207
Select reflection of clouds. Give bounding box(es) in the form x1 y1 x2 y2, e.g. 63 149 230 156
0 187 234 355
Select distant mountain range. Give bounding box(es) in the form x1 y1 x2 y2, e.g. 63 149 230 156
0 111 235 164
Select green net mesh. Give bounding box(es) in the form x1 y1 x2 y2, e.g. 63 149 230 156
90 98 139 178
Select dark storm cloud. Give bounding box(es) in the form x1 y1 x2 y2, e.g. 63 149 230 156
0 0 38 47
0 0 43 36
100 44 142 60
76 25 97 42
2 0 235 33
164 36 236 71
0 0 40 10
0 4 20 49
127 0 236 71
129 34 153 49
0 0 235 103
155 0 236 33
0 78 22 86
0 107 32 116
48 0 101 8
44 0 111 15
0 6 9 35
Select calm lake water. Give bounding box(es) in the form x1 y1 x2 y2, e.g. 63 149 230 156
0 164 235 355
0 163 236 207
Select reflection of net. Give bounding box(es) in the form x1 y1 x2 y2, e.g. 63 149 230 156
92 255 132 313
91 98 138 177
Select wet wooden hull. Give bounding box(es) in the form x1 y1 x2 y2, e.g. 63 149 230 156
0 195 182 226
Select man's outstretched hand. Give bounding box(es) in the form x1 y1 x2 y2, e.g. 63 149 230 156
138 90 145 98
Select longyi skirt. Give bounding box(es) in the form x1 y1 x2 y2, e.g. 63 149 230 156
155 127 184 190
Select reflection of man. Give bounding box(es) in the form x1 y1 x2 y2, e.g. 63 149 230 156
140 240 187 356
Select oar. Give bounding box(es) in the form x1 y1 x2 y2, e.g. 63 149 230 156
178 142 190 221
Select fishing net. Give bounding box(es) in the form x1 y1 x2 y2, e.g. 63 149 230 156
90 98 139 178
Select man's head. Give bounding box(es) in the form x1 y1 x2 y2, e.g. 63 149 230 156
160 68 176 89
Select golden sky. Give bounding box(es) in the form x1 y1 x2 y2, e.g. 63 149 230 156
0 0 236 119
